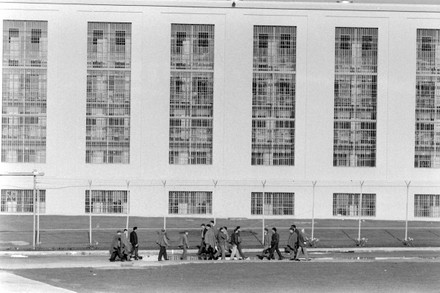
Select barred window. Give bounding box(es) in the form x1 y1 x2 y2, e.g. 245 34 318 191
168 191 212 215
252 26 296 166
415 29 440 168
1 189 45 213
2 20 48 163
86 22 131 164
414 194 440 217
334 27 378 167
333 193 376 217
169 24 214 165
251 192 294 215
85 190 127 214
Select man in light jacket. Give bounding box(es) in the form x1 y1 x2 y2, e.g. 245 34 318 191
157 229 170 261
179 231 190 260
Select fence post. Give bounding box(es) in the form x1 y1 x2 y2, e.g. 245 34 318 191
162 180 167 229
88 180 92 246
404 180 411 241
126 180 130 230
358 180 365 241
311 181 317 240
261 180 266 244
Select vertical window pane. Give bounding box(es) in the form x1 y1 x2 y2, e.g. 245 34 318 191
1 189 46 213
252 26 296 166
415 29 440 168
86 22 131 164
334 27 378 167
2 20 47 163
332 193 376 217
169 24 214 165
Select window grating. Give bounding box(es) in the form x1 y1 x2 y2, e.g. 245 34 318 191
415 29 440 168
332 193 376 217
85 190 127 214
414 194 440 217
1 189 45 213
86 22 131 164
333 27 378 167
251 192 294 215
252 26 296 166
2 20 47 163
169 24 214 164
168 191 212 214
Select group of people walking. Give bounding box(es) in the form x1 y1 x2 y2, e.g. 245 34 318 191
110 222 310 262
109 227 142 262
258 225 310 261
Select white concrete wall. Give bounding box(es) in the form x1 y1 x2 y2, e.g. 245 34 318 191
0 1 439 221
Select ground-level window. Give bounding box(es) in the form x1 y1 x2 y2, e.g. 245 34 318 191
333 193 376 217
85 190 127 214
1 189 46 213
168 191 212 215
414 194 440 217
251 192 294 215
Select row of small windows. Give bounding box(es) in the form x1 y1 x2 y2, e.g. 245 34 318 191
2 189 439 218
1 20 439 169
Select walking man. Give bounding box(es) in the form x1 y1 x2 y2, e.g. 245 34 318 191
109 230 123 262
179 230 190 260
296 227 310 261
268 227 284 260
204 224 217 260
157 229 170 261
287 227 298 260
130 226 140 260
257 228 271 260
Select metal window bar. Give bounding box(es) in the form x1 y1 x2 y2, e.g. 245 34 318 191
169 26 214 165
414 194 440 217
251 192 294 215
168 191 212 215
252 26 296 166
2 20 48 163
415 29 440 168
85 190 128 214
332 193 376 217
86 22 131 164
1 189 45 213
334 27 378 167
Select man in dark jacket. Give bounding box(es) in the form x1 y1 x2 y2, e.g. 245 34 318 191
130 226 140 260
109 230 123 262
268 227 284 260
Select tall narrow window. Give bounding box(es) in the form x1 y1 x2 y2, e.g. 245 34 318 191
415 29 440 168
334 27 378 167
252 26 296 166
86 22 131 164
2 20 48 163
169 24 214 165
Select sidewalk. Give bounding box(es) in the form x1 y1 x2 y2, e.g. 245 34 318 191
0 271 76 293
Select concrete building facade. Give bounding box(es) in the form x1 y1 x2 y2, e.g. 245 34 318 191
0 0 439 221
